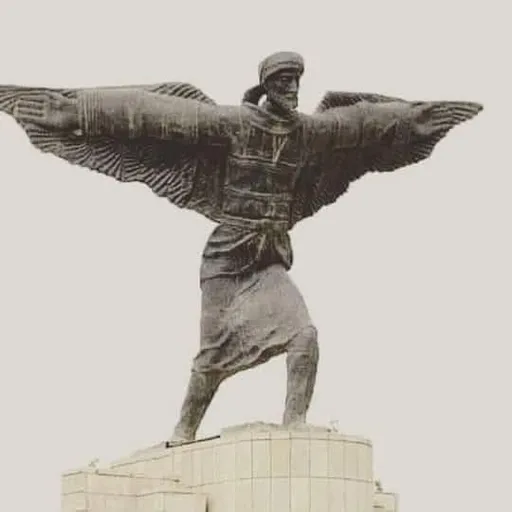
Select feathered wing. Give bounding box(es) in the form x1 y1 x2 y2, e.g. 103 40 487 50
0 83 228 221
290 91 483 225
314 90 408 112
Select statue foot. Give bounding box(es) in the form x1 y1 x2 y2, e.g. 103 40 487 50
282 420 336 434
282 412 307 429
283 420 308 430
165 428 196 448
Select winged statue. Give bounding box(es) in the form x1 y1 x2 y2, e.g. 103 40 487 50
0 51 483 446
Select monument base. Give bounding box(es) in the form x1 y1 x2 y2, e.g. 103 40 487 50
61 423 398 512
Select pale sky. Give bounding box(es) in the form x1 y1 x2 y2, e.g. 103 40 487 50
0 1 508 511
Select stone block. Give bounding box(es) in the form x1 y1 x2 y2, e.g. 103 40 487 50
374 491 400 512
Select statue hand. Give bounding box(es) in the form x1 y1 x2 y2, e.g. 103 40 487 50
15 91 79 131
412 103 463 138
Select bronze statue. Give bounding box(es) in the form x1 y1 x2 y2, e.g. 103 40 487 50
0 51 482 446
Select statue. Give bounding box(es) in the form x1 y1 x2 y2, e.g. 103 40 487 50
0 51 482 446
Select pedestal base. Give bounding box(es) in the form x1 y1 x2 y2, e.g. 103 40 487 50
61 423 398 512
61 470 206 512
373 491 400 512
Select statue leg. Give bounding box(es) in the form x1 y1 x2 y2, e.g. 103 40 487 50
168 370 224 446
283 325 319 426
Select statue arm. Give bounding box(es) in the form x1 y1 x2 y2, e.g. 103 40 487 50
291 97 481 225
310 100 478 149
76 89 234 143
1 82 231 219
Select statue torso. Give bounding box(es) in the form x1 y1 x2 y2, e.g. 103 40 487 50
214 103 308 230
201 104 310 281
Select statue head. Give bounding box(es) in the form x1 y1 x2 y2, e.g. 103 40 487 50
258 51 304 112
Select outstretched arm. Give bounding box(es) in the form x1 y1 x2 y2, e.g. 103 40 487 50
0 83 232 219
15 88 235 144
290 94 482 225
310 99 481 149
77 89 234 142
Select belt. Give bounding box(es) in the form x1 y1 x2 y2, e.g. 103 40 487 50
215 215 290 233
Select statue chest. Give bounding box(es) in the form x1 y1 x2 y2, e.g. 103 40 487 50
217 129 306 226
225 128 305 194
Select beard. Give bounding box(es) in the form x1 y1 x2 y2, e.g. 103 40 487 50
267 91 298 113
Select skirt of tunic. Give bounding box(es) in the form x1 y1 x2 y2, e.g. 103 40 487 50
192 263 313 376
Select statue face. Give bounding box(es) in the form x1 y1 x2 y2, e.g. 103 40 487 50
265 69 301 111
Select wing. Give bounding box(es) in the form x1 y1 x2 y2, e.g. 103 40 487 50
290 91 483 225
314 90 407 112
0 82 228 221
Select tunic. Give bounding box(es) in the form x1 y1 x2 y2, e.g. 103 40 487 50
194 103 315 375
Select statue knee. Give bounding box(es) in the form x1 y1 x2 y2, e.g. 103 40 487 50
288 325 319 364
306 326 319 363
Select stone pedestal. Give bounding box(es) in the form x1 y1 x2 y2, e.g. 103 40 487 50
61 469 207 512
62 423 394 512
373 491 399 512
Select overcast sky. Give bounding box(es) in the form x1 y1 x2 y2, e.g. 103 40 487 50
0 1 508 511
